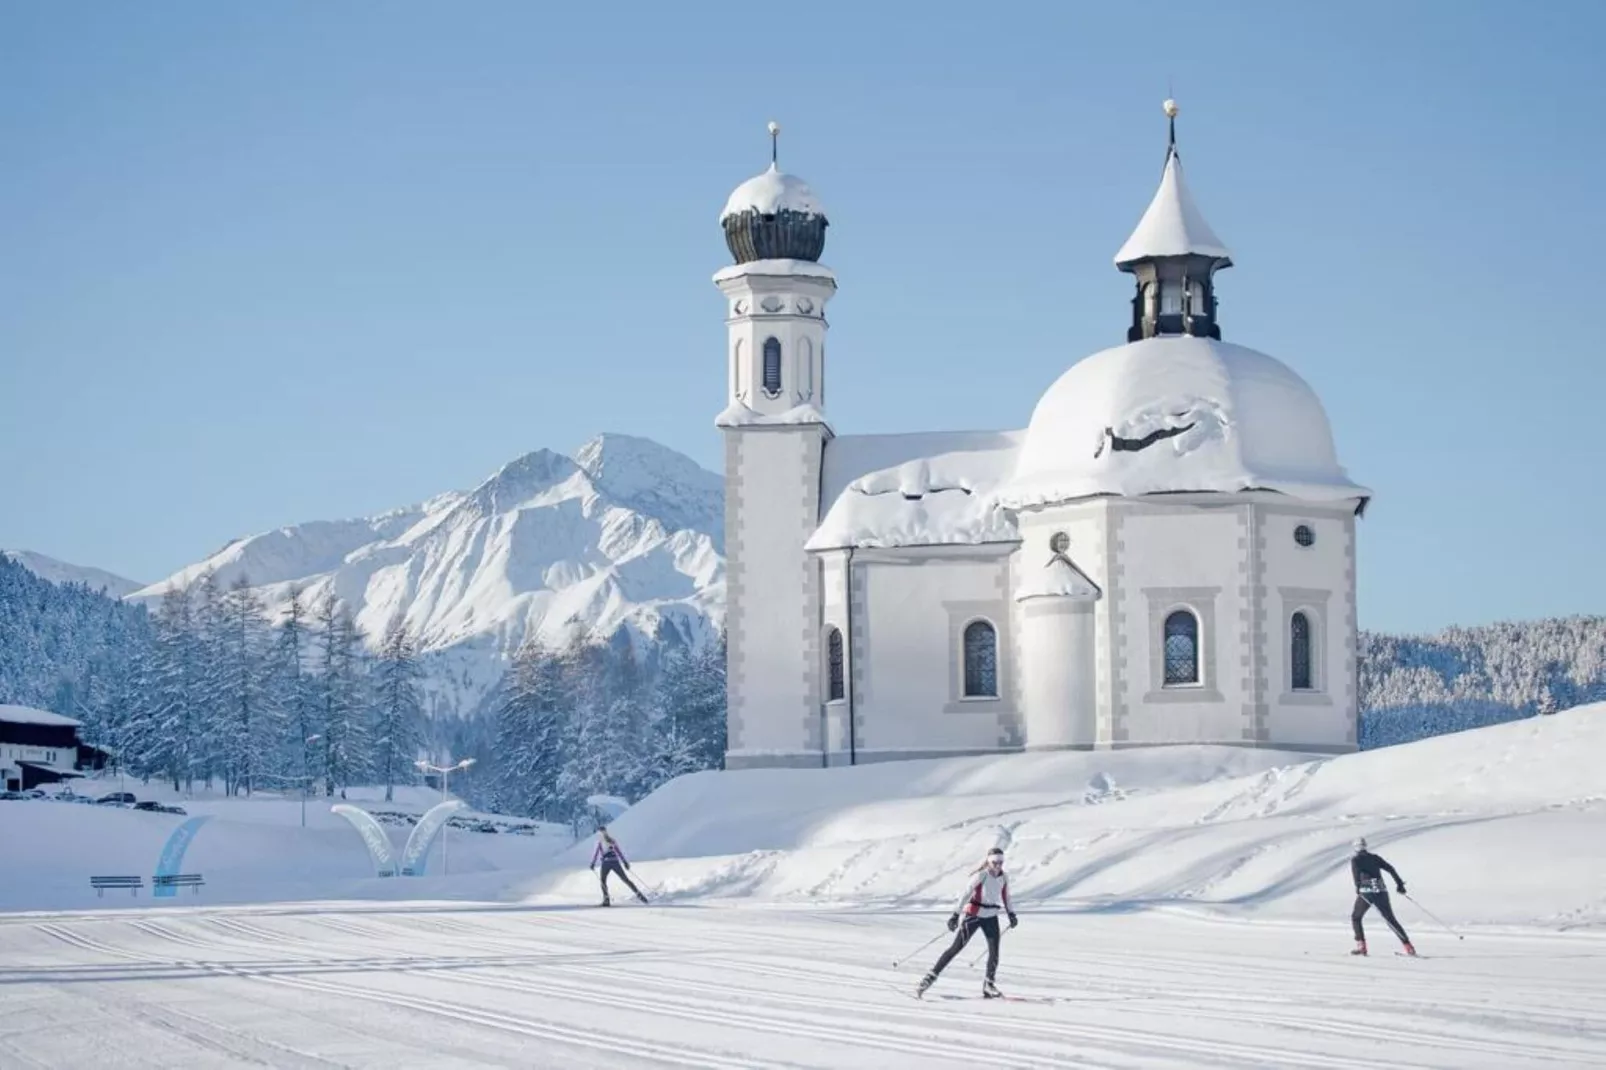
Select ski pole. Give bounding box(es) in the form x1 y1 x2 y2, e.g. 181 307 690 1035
1403 894 1465 940
893 928 950 969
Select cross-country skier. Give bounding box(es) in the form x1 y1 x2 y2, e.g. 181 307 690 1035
590 826 649 907
917 846 1018 999
1349 837 1415 956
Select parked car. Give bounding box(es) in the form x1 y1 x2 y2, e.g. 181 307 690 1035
132 800 164 812
0 790 23 801
96 792 136 806
160 804 187 815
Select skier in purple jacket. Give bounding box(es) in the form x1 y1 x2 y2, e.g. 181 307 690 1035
590 827 649 906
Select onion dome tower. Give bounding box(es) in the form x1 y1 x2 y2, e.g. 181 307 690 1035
720 121 829 263
1114 100 1233 342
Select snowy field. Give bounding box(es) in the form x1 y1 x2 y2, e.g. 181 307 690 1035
2 707 1603 1067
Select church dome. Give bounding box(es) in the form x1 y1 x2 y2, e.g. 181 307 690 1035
720 163 828 264
997 335 1369 510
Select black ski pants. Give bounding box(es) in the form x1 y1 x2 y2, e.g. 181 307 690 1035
600 860 645 902
1352 891 1410 943
930 915 1001 981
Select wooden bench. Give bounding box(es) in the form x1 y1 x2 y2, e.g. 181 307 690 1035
153 873 204 894
90 875 143 897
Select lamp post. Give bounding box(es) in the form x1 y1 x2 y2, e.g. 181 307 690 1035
414 757 475 876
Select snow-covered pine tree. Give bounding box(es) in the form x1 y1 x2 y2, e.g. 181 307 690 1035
272 584 318 793
562 637 650 806
489 640 570 819
644 631 726 791
372 617 424 803
314 594 370 797
133 586 203 791
217 575 280 795
189 569 228 789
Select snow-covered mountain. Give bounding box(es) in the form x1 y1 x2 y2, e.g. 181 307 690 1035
1 550 144 598
130 434 725 718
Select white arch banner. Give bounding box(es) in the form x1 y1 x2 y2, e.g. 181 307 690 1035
331 804 397 877
401 799 466 876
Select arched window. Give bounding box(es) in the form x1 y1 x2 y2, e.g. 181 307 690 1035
826 627 845 702
1163 610 1200 686
762 337 782 396
798 337 814 400
1290 612 1313 691
962 620 998 698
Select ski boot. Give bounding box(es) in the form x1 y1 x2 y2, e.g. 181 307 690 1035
1350 940 1367 956
915 973 935 999
1400 942 1417 957
637 892 650 904
600 898 612 908
982 978 1002 999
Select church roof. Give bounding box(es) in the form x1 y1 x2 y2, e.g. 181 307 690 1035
807 430 1023 552
999 335 1369 511
1015 554 1101 603
1113 149 1232 268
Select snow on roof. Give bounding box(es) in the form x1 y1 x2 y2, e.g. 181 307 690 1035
807 431 1023 551
1113 150 1232 267
720 164 826 223
999 335 1369 510
0 704 81 728
1015 554 1102 602
712 259 837 285
715 399 832 430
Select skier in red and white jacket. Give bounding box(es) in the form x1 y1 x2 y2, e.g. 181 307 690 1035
917 846 1017 998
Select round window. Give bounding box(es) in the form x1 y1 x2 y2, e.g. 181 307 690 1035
1049 531 1070 554
1294 524 1315 548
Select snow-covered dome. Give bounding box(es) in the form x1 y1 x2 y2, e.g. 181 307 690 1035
720 163 829 264
997 335 1369 510
720 164 826 222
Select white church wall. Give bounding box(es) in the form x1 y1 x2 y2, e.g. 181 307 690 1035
1259 504 1358 751
724 428 827 768
1112 501 1250 745
1012 506 1108 747
853 550 1016 761
819 550 853 765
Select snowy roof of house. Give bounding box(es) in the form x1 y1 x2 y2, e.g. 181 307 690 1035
999 335 1369 511
807 431 1024 552
1113 150 1232 267
720 164 826 223
0 704 81 728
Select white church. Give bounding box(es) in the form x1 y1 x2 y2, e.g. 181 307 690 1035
714 104 1369 769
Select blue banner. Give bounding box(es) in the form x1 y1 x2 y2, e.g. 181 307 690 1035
152 816 212 898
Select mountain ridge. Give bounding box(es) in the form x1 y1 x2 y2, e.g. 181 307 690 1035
0 550 144 599
128 433 725 717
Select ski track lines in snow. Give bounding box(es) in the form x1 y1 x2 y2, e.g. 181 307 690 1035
2 907 1603 1069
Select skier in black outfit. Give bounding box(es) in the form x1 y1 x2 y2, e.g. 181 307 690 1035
590 826 649 906
1349 837 1415 956
917 847 1018 999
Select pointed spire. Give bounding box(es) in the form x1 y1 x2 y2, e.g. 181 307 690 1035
1113 99 1232 268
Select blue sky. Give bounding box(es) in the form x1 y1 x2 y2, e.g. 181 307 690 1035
2 1 1602 634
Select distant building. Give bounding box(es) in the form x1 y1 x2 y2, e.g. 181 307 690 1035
0 705 107 792
716 104 1368 769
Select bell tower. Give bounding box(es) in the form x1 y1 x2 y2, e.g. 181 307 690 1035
715 123 835 769
1114 100 1234 342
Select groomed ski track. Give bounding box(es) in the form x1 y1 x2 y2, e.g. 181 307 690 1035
2 901 1602 1069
